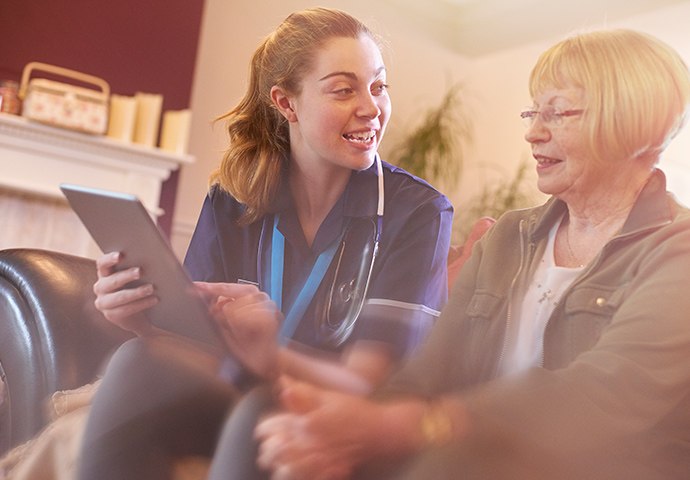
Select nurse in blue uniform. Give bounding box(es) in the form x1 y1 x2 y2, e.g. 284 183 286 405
78 8 452 480
185 157 451 375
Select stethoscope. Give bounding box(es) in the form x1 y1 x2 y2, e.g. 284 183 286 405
257 155 384 347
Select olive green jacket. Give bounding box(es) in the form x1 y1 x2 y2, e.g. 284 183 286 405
384 169 690 479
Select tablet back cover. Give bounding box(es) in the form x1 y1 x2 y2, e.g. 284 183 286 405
60 183 225 351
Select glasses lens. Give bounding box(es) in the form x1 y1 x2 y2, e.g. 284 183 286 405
520 110 537 127
540 105 558 124
521 105 566 127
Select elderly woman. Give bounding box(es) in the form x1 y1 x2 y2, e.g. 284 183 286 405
253 29 690 480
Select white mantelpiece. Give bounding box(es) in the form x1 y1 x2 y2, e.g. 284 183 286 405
0 112 193 216
0 112 194 257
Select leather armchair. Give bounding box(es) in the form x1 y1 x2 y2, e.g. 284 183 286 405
0 218 494 457
0 249 132 455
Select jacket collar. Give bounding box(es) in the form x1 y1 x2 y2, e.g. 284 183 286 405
528 168 675 242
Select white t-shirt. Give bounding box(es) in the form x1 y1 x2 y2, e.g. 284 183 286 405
500 218 583 375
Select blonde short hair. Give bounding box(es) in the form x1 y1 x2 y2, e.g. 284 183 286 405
529 29 690 163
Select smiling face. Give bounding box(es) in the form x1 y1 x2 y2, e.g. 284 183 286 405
526 87 615 203
273 34 390 175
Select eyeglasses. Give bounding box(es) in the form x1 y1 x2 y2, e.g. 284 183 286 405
520 105 584 127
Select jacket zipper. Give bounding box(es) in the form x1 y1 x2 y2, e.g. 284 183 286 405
495 219 530 377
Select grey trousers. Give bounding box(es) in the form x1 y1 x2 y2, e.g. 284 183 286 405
77 336 240 480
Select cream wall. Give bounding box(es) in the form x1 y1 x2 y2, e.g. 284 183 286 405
171 0 690 257
457 0 690 217
170 0 471 256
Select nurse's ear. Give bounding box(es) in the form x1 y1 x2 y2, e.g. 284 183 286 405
271 86 297 122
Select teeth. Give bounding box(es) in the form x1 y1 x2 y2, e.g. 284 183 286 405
536 155 560 165
344 131 375 143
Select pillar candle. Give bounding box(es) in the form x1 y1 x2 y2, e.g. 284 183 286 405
159 109 192 155
133 92 163 147
106 94 137 142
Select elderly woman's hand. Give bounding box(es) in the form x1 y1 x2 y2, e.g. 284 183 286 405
255 377 388 480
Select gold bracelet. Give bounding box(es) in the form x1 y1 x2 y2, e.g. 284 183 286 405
420 400 454 447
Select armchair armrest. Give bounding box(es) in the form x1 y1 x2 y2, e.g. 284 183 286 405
0 248 132 454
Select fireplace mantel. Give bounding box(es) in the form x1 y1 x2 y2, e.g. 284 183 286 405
0 112 193 217
0 112 195 258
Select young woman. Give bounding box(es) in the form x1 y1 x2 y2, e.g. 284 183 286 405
77 8 453 479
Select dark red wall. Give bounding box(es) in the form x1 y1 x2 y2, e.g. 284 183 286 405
0 0 206 236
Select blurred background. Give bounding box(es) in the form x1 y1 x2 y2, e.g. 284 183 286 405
1 0 689 256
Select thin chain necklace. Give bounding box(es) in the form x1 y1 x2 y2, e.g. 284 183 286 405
559 219 585 268
564 224 585 268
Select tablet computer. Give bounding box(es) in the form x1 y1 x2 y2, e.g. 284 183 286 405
60 183 227 352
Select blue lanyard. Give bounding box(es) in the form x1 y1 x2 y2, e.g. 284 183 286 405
268 215 344 343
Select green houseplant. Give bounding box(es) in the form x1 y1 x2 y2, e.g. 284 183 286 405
388 85 538 243
388 83 471 190
455 160 538 241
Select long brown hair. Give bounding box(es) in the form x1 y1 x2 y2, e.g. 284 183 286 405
212 8 380 224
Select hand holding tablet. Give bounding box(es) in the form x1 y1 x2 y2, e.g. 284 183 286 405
60 183 227 351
